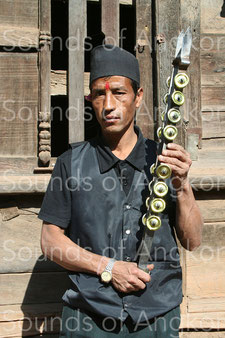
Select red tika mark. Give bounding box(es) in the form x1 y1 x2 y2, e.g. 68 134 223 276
105 82 110 91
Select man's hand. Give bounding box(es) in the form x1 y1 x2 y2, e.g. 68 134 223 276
111 261 154 293
158 143 192 190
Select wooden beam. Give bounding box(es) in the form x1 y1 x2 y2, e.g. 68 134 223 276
0 0 39 28
154 0 183 144
180 0 202 156
101 0 120 45
202 112 225 137
68 0 86 143
0 53 38 157
0 272 70 305
0 26 38 48
135 0 154 139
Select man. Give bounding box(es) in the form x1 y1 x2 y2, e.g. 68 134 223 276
39 45 203 337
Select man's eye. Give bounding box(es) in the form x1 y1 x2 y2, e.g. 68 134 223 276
95 92 105 97
115 91 125 95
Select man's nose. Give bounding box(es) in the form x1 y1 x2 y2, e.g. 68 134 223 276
103 91 116 112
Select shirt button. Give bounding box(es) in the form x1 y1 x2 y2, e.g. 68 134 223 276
125 229 131 235
123 179 128 186
124 204 131 210
125 256 131 262
124 303 128 308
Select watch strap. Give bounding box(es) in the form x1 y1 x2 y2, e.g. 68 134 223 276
104 258 116 273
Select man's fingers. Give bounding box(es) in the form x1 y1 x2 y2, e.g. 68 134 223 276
147 263 154 272
166 143 186 153
137 265 154 283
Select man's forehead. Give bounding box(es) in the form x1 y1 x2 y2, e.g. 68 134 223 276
91 76 131 89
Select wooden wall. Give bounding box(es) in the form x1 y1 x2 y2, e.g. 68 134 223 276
0 0 39 157
0 0 225 337
182 0 225 334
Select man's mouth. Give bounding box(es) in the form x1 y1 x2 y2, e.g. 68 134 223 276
104 115 120 120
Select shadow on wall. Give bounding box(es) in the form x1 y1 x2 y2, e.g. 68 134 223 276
221 0 225 17
21 257 70 337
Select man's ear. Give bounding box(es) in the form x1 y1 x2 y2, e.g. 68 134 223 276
85 93 92 102
135 87 143 108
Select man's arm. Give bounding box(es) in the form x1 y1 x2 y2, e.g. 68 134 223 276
41 222 154 293
158 143 203 251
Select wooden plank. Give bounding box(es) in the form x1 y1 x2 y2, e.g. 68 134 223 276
155 0 187 146
0 53 38 156
180 1 202 136
0 26 38 48
0 157 55 176
101 0 120 45
0 303 62 321
189 169 225 190
197 199 225 223
0 175 51 194
202 138 225 149
68 0 86 143
202 112 225 137
0 317 60 338
201 34 225 87
0 213 65 273
0 272 70 305
51 70 67 96
201 0 225 34
195 148 225 163
186 223 225 303
155 0 180 110
202 87 225 112
135 0 154 139
180 332 225 338
188 297 225 313
180 311 225 329
0 0 39 28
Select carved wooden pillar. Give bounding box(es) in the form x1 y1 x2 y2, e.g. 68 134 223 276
39 0 51 166
101 0 120 46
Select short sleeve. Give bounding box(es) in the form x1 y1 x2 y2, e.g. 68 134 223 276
38 150 71 228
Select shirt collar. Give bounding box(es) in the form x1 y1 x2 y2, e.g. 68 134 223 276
95 125 145 174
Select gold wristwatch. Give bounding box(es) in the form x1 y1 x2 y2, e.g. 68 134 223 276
100 259 116 283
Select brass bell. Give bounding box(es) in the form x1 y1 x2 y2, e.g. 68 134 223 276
166 76 171 88
163 93 169 105
161 111 166 122
174 73 189 89
167 108 181 124
153 181 168 197
156 164 172 179
163 125 178 141
148 182 153 194
146 215 162 231
142 213 147 226
172 91 185 106
157 126 163 139
150 163 156 175
150 198 166 213
146 197 150 208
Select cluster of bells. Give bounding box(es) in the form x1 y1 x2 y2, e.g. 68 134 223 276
142 72 189 232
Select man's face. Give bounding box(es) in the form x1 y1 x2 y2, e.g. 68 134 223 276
91 76 143 135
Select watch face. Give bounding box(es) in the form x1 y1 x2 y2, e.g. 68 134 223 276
101 271 112 283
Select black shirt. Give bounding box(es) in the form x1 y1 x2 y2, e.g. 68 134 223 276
95 126 145 195
38 126 181 322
